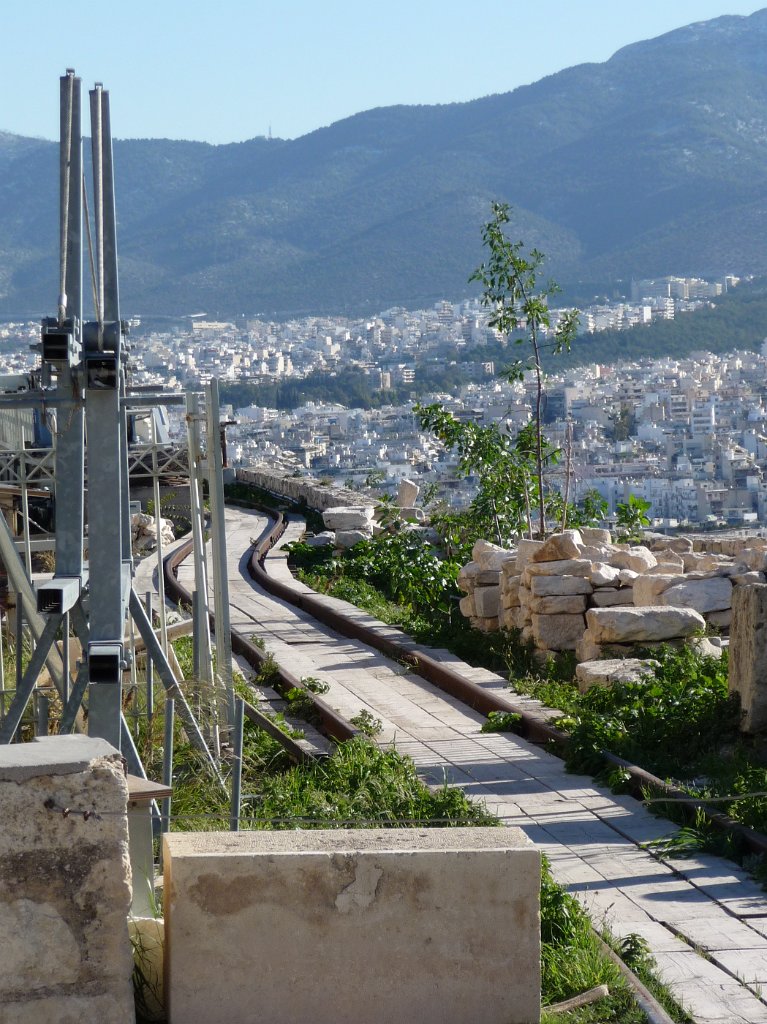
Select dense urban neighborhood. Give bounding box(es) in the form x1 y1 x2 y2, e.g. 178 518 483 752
1 272 759 530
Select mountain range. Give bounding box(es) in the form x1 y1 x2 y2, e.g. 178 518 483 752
3 9 767 319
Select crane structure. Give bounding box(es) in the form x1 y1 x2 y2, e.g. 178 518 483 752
0 71 229 780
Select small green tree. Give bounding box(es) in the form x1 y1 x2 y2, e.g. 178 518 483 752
414 402 538 549
615 493 651 543
469 202 579 538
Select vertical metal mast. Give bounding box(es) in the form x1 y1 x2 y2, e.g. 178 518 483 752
84 83 130 748
52 70 85 582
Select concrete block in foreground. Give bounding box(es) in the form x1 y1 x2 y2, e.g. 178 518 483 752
164 826 540 1024
0 735 134 1024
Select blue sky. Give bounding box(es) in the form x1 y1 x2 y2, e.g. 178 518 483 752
3 1 764 144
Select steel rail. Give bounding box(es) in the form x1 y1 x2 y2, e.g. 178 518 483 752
163 534 358 746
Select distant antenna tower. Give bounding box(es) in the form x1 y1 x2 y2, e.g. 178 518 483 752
268 123 273 141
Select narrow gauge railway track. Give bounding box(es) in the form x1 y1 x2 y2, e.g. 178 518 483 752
164 501 767 860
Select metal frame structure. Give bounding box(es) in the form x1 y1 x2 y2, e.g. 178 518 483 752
0 71 233 786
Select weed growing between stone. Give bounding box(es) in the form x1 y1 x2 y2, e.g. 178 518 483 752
539 858 693 1023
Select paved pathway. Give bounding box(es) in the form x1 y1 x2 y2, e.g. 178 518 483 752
184 506 767 1023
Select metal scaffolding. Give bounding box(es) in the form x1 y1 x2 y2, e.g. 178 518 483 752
0 71 232 792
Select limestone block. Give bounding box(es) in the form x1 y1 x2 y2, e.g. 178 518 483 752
529 574 592 597
531 612 586 651
618 569 638 585
518 585 532 608
580 543 618 562
0 736 134 1022
530 594 587 615
581 527 612 545
322 506 376 530
501 560 522 583
590 563 621 587
590 588 635 607
514 607 532 630
577 634 710 662
610 546 657 573
477 569 502 586
665 536 694 553
503 577 522 608
459 594 476 618
739 548 767 572
305 531 336 547
649 535 693 553
681 551 730 573
500 609 516 630
730 584 767 732
705 609 732 631
132 512 175 552
686 567 732 580
586 605 706 643
732 571 767 586
473 615 500 633
395 478 420 508
633 574 682 606
530 530 584 562
520 625 535 645
335 529 373 548
515 538 544 571
721 538 755 557
653 548 684 567
457 561 480 594
524 559 593 587
164 829 540 1024
688 637 724 660
473 540 513 571
660 576 732 614
576 658 660 692
397 506 425 522
576 631 602 662
474 586 500 619
646 563 684 576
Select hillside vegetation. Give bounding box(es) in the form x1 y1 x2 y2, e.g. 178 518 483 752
3 12 767 319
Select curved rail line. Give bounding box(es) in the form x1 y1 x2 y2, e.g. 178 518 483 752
162 501 767 859
163 530 357 748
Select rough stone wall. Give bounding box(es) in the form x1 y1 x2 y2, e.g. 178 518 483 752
0 735 134 1024
457 529 764 660
236 465 375 513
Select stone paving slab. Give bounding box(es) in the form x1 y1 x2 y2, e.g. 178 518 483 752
671 915 767 953
199 505 767 1023
651 950 767 1024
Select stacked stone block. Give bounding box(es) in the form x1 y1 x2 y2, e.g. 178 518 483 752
322 506 376 548
457 541 515 632
460 528 767 661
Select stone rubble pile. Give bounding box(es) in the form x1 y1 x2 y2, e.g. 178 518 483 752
322 506 376 548
457 528 767 662
131 512 175 552
318 484 426 549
